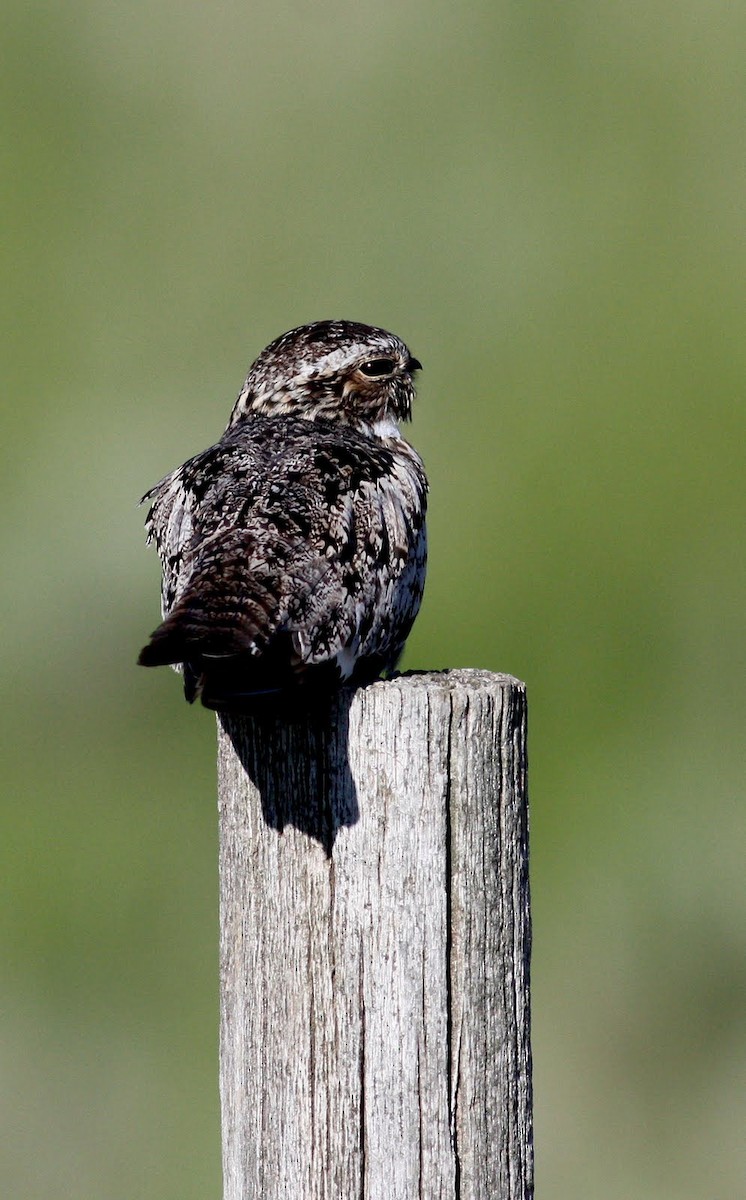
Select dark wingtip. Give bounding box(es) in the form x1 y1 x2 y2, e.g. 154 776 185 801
138 639 167 667
137 623 186 668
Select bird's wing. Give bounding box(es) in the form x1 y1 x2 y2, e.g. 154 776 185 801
142 465 199 616
139 419 427 675
284 440 428 671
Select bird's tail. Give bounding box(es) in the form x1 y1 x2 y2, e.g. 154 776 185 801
137 570 274 669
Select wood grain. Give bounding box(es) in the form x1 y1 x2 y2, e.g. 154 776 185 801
217 669 532 1199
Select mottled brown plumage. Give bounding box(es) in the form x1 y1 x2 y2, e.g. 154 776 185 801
138 320 428 710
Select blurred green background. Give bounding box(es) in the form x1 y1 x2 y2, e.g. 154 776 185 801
3 2 744 1196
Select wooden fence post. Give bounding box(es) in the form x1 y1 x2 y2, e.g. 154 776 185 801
216 669 532 1200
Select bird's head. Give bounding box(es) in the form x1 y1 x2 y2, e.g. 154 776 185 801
227 320 422 433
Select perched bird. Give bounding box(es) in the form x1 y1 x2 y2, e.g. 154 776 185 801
138 320 428 710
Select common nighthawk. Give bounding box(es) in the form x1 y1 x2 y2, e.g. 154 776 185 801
138 320 428 710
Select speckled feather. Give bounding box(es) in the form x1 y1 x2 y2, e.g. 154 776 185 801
138 321 428 709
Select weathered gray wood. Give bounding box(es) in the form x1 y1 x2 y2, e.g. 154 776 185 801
217 669 532 1200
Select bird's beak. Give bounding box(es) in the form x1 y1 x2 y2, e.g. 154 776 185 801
407 357 423 373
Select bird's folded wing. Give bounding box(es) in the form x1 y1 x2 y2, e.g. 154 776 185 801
140 424 425 671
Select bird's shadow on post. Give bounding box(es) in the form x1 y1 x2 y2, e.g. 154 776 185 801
217 689 359 855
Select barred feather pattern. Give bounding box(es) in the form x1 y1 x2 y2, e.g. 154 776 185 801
138 321 428 709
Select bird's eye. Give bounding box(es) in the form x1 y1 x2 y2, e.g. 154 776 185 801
359 358 396 378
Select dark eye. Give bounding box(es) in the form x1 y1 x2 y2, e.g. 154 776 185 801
359 358 396 378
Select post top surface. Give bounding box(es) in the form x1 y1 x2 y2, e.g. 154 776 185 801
368 668 526 695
